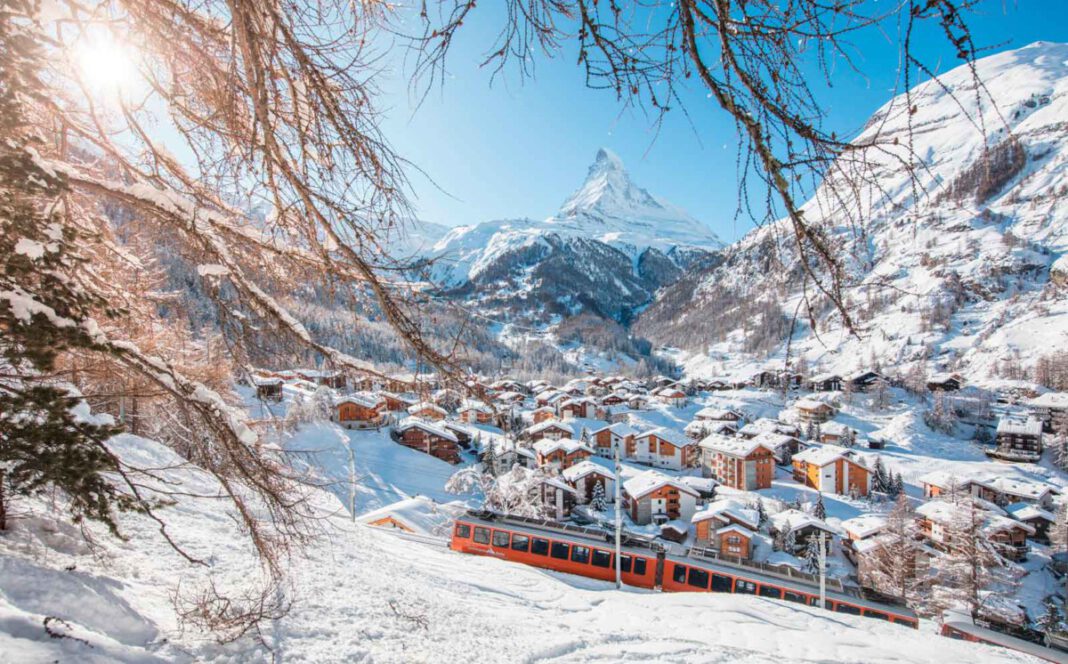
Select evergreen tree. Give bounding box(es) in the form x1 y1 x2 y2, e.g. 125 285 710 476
783 528 797 554
813 492 827 520
892 473 906 498
590 480 607 512
756 497 769 529
804 534 823 575
871 456 889 493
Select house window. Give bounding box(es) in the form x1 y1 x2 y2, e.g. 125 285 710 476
473 527 491 545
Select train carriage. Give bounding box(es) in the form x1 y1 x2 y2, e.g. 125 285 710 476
451 511 918 629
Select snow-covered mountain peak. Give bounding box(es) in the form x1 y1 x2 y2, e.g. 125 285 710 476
559 147 662 216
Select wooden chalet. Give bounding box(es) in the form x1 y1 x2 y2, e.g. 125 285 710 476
392 418 461 464
988 416 1043 462
622 471 698 525
332 393 386 429
791 445 871 497
697 435 776 491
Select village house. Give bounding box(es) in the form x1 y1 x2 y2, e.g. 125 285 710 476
355 496 456 537
533 438 594 470
694 407 744 424
406 401 448 421
531 406 557 424
846 370 886 393
927 372 963 392
252 376 284 401
392 418 461 464
332 393 386 429
561 461 615 504
750 431 804 464
698 435 776 490
737 418 801 439
791 445 871 497
560 397 596 419
684 419 738 440
298 369 347 390
818 421 856 446
969 476 1057 509
1026 392 1068 434
622 471 699 525
524 420 573 442
989 416 1043 462
654 386 688 408
716 524 756 559
691 498 760 546
589 422 635 459
917 471 972 499
632 427 700 470
1005 503 1055 543
600 392 627 407
806 373 843 393
916 500 1034 562
838 514 887 564
627 394 650 410
380 391 417 413
539 477 577 520
457 400 494 424
794 398 836 424
769 509 837 555
493 390 526 406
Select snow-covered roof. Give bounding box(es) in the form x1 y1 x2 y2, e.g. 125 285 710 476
679 476 718 494
769 509 836 535
590 421 635 437
355 496 453 537
623 470 698 500
691 498 759 529
792 444 859 468
561 460 613 482
716 524 756 539
407 401 448 416
533 438 593 456
335 392 385 409
795 398 833 411
820 421 853 437
458 400 493 414
252 376 283 386
698 433 773 458
395 417 459 442
995 416 1043 437
540 477 578 494
1005 502 1055 523
917 470 970 490
524 420 574 436
1026 391 1068 409
840 515 887 540
635 427 692 448
972 476 1055 501
694 406 742 421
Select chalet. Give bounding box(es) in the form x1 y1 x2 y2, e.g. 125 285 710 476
927 372 963 392
916 500 1034 562
622 471 699 525
1026 392 1068 434
988 416 1043 462
531 406 557 424
355 496 455 537
846 370 885 393
838 514 887 566
252 376 283 401
493 390 526 405
749 431 804 464
392 418 461 464
443 422 473 448
563 378 590 396
333 393 386 429
539 477 577 520
561 461 615 504
298 369 347 390
769 509 836 555
600 392 627 407
491 379 525 394
632 428 699 470
692 498 760 545
457 400 494 424
406 401 448 421
791 445 871 497
626 394 650 410
350 373 379 392
1005 503 1055 543
380 391 417 413
806 373 842 393
716 524 756 560
794 398 835 424
969 476 1057 509
560 397 595 420
654 386 688 408
384 372 417 393
523 420 573 442
684 419 737 440
737 418 801 439
694 407 744 424
679 476 718 502
917 471 972 499
431 388 463 410
532 438 594 470
698 434 776 491
818 421 856 446
589 422 635 459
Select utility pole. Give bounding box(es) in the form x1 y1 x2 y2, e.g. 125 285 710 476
614 444 623 589
347 436 357 522
818 530 827 609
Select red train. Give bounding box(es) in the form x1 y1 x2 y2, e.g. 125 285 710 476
941 611 1068 663
451 510 919 628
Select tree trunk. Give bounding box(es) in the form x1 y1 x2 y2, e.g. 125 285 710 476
0 470 7 531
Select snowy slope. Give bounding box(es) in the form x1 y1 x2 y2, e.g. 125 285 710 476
637 41 1068 386
0 431 1039 663
425 149 723 325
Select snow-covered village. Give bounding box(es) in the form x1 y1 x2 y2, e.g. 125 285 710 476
7 1 1068 663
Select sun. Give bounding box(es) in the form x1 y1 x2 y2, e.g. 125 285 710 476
73 33 141 98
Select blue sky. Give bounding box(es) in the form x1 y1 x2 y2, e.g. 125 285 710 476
378 1 1068 241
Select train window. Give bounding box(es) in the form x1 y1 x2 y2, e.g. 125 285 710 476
633 558 648 576
783 591 806 604
758 586 782 599
571 546 591 564
473 527 491 545
550 541 570 560
492 530 510 548
591 550 611 568
455 524 471 538
619 555 633 573
672 564 687 584
687 568 710 589
864 610 889 621
531 538 550 556
835 603 862 616
735 580 756 595
511 534 530 552
710 574 732 593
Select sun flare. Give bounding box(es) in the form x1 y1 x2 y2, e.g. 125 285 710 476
74 34 140 97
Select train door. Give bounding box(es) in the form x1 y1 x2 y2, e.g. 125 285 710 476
654 550 665 589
